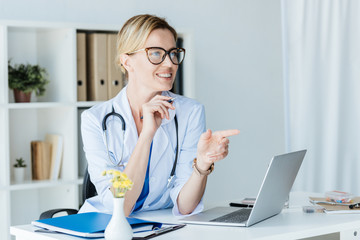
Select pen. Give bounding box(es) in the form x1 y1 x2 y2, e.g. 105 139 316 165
229 202 253 208
140 98 175 120
349 202 360 209
167 97 176 103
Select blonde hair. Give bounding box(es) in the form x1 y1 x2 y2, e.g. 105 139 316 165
116 14 177 78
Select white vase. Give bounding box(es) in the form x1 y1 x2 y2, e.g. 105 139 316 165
104 197 133 240
14 167 25 183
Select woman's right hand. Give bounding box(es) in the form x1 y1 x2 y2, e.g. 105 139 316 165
140 95 175 138
196 129 240 171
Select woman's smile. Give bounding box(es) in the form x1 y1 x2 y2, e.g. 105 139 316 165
156 72 173 81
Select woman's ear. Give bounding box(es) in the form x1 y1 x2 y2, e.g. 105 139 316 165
120 53 133 73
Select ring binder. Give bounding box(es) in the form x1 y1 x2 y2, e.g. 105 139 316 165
77 32 87 101
87 33 108 101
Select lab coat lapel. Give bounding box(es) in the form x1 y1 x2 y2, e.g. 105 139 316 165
150 125 169 173
160 91 175 125
112 88 176 169
112 87 138 164
150 108 176 172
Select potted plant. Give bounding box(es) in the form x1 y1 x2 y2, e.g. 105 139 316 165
13 157 27 183
8 60 50 103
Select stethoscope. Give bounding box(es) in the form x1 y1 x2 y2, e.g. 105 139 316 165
102 106 179 188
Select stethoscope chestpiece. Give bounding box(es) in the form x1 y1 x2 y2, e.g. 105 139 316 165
167 175 175 188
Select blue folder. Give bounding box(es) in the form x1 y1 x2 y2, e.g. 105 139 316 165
32 212 162 238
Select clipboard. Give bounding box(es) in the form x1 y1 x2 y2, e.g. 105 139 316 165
132 224 186 239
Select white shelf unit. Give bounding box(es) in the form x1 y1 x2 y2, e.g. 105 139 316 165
0 21 122 240
0 20 193 240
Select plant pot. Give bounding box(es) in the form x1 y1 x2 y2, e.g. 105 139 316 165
14 167 25 183
13 89 31 103
104 198 133 240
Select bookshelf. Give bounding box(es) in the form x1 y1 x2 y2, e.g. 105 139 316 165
0 20 188 240
0 21 117 240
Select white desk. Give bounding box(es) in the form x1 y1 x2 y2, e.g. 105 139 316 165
10 192 360 240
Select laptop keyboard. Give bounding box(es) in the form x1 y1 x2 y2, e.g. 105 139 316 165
210 208 252 223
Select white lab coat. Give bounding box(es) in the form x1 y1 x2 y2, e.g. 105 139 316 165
79 86 206 216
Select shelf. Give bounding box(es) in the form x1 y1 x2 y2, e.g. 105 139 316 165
2 101 107 109
10 185 79 226
76 101 103 108
0 192 9 237
0 108 9 187
5 102 74 109
7 26 76 103
8 107 78 182
0 21 133 240
0 25 6 104
6 178 83 191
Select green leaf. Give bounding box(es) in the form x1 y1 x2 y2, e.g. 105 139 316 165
8 60 50 96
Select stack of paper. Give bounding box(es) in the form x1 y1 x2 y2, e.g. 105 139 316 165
309 197 360 214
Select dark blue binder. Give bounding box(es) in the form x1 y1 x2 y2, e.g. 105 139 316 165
32 212 162 238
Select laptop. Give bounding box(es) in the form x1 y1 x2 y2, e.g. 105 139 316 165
180 150 306 227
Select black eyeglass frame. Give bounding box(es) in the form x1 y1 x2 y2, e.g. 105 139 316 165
127 47 186 65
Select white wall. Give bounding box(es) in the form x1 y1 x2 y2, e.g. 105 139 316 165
0 0 284 204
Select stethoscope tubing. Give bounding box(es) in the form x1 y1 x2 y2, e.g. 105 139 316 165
102 105 179 188
167 115 179 188
102 106 125 132
102 106 126 167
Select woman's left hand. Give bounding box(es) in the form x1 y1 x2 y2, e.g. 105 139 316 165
196 129 240 171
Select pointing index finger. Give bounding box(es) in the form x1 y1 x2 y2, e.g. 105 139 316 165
215 129 240 138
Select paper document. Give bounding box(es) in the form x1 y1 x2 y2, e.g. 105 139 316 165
309 197 360 214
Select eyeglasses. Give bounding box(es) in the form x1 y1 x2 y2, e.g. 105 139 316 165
127 47 186 65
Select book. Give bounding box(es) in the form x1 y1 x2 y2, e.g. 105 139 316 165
31 141 52 180
45 134 64 180
32 212 165 238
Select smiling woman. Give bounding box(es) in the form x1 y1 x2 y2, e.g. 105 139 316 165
80 14 239 217
122 28 180 97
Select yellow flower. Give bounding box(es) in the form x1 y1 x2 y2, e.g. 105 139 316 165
120 179 133 189
112 181 121 189
102 169 134 198
116 192 125 198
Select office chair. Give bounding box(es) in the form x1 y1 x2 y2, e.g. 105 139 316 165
39 166 97 219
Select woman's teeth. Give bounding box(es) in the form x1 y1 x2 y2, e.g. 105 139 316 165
157 73 171 78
